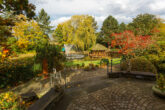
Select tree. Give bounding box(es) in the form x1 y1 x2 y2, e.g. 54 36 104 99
111 30 153 71
100 15 119 46
118 22 127 33
0 0 36 19
53 15 97 51
12 15 48 52
36 9 53 35
53 24 63 46
35 43 65 78
0 11 16 43
128 13 159 35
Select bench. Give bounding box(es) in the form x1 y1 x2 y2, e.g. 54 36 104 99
108 71 156 81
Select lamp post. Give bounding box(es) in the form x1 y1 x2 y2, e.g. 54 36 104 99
111 57 113 73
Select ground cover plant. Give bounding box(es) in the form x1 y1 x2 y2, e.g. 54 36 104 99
0 92 25 110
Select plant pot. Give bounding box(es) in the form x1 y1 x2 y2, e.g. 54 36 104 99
152 85 165 98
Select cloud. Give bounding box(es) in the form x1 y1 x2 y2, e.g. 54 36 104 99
50 16 71 27
30 0 165 28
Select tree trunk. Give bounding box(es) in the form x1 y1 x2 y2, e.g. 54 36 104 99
42 58 48 78
127 59 131 73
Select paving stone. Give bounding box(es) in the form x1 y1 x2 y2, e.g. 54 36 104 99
50 68 165 110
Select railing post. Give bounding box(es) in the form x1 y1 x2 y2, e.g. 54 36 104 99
111 58 113 73
107 62 109 75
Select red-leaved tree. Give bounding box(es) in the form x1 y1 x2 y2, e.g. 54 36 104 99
111 30 154 72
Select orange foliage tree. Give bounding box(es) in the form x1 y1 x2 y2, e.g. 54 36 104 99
111 30 154 71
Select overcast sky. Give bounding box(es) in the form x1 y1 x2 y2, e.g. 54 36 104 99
29 0 165 29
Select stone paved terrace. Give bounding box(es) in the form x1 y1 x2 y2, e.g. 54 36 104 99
50 68 165 110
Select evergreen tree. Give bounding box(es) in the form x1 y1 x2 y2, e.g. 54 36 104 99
100 15 119 47
101 15 119 37
36 9 53 36
118 22 127 33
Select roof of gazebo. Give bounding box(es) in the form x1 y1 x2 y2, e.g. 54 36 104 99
91 44 108 51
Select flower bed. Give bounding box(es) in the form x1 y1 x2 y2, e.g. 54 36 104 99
0 92 25 110
153 73 165 97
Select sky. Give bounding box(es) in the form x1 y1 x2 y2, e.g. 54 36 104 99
29 0 165 29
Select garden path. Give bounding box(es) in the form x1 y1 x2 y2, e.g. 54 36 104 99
50 66 165 110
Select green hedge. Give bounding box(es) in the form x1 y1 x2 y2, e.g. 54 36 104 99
0 56 39 88
120 57 157 74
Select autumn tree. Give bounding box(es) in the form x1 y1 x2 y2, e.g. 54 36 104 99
53 15 97 51
12 15 48 52
111 31 153 71
0 0 36 19
36 8 53 36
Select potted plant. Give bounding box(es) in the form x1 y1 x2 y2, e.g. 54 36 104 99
152 73 165 97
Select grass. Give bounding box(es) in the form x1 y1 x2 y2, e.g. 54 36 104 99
65 58 121 67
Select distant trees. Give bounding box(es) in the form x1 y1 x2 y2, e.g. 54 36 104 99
53 15 97 51
128 13 159 35
97 13 160 47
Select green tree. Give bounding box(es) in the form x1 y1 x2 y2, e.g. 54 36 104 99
100 15 119 47
53 15 97 51
118 22 127 32
53 24 63 46
0 11 16 44
0 0 36 18
36 9 53 36
128 13 159 35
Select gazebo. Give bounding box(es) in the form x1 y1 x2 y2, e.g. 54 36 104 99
89 44 108 58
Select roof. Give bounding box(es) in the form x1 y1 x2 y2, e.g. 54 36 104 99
91 44 108 51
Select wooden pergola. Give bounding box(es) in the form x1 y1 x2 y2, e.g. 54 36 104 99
89 44 108 58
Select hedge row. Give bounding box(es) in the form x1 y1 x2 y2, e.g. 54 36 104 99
0 56 40 88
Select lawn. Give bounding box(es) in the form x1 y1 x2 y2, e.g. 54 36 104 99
65 58 121 67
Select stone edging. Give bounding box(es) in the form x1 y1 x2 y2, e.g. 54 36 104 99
28 87 64 110
152 85 165 98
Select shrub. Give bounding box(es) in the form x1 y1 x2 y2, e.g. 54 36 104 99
146 54 165 73
82 63 85 67
100 58 109 65
120 57 157 74
84 66 90 71
0 92 25 110
84 64 96 71
84 56 91 61
0 56 37 88
76 64 80 69
158 63 165 73
156 74 165 91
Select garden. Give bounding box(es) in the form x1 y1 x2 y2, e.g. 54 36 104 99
0 0 165 110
